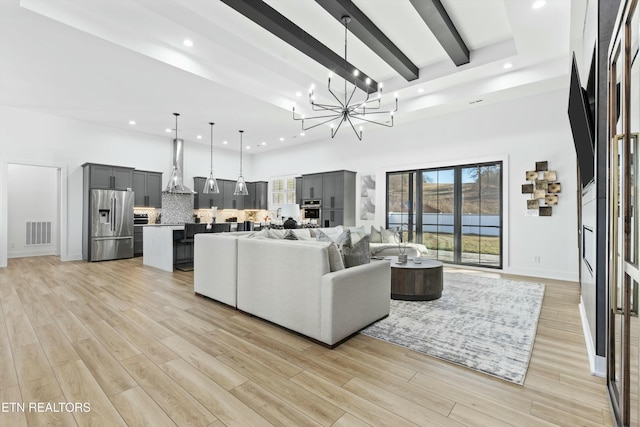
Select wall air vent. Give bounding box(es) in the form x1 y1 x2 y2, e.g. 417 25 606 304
25 221 52 245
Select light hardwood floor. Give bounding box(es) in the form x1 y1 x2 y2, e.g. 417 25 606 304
0 256 612 426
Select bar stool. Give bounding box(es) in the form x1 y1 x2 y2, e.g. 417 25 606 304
175 223 207 271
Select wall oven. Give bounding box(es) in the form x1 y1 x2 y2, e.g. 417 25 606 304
301 199 321 220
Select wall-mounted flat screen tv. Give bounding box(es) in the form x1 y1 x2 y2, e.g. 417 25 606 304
568 52 595 187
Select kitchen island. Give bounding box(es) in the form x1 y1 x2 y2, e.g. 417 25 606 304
142 225 185 272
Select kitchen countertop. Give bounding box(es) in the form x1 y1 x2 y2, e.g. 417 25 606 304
135 223 184 227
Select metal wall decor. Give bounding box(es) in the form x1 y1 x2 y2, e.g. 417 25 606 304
521 161 561 216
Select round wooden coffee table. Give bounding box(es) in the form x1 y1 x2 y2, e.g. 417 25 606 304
388 257 443 301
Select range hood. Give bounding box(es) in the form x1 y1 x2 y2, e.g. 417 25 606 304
165 138 194 194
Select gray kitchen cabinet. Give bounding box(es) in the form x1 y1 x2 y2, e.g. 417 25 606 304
322 209 344 228
322 172 344 209
302 173 323 199
296 177 302 205
223 180 245 209
193 177 209 209
254 181 268 210
194 177 225 209
246 182 256 208
321 170 356 227
133 170 162 207
83 163 134 190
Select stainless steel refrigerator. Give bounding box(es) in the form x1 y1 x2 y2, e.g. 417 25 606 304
88 189 134 261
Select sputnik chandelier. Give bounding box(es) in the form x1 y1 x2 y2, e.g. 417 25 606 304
292 15 398 141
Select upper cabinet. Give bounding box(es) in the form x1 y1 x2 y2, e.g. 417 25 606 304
193 178 266 210
302 173 323 199
254 181 268 210
222 180 245 209
83 163 134 190
133 170 162 208
193 177 224 209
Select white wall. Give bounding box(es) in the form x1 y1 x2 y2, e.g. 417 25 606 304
254 89 579 281
7 164 58 257
1 89 579 280
0 105 254 262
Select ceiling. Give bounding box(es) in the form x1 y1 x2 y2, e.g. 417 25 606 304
0 0 585 153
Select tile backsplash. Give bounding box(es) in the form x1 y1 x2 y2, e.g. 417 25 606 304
195 209 271 224
133 207 160 224
160 192 194 224
134 198 274 226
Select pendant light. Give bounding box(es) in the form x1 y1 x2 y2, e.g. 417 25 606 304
234 130 249 196
202 122 220 194
166 113 181 192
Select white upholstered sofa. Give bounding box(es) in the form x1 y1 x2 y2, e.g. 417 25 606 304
194 232 391 347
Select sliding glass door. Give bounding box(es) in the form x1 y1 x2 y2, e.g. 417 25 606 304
422 168 455 262
387 161 502 268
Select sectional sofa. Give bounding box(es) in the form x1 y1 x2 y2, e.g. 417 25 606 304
194 231 391 347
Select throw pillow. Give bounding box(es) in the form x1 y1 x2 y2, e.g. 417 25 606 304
348 226 366 234
316 228 351 251
381 228 399 244
370 225 383 243
266 229 286 239
250 229 270 239
292 229 312 240
343 234 371 268
282 229 298 240
326 242 345 271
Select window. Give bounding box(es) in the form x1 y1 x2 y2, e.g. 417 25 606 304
271 177 296 205
386 161 502 268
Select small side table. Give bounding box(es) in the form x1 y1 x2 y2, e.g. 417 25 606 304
388 257 443 301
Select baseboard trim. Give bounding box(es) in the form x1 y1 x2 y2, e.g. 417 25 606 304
579 296 606 377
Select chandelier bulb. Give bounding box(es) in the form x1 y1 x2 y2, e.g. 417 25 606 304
379 82 384 88
394 92 399 100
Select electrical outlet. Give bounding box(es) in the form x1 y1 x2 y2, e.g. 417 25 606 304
534 255 541 263
10 242 15 249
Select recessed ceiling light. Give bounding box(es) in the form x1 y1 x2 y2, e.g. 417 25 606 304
223 140 228 144
279 137 284 141
246 146 251 150
532 0 545 9
261 142 267 146
196 135 202 139
417 88 425 93
128 120 136 125
296 91 302 97
300 132 305 136
183 39 193 47
503 62 513 69
165 128 172 133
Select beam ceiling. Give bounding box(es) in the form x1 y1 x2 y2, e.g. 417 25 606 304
409 0 470 66
314 0 419 81
220 0 378 93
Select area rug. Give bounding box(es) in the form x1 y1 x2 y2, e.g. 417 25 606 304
361 272 545 384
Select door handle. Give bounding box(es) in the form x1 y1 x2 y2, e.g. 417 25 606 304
112 198 116 231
